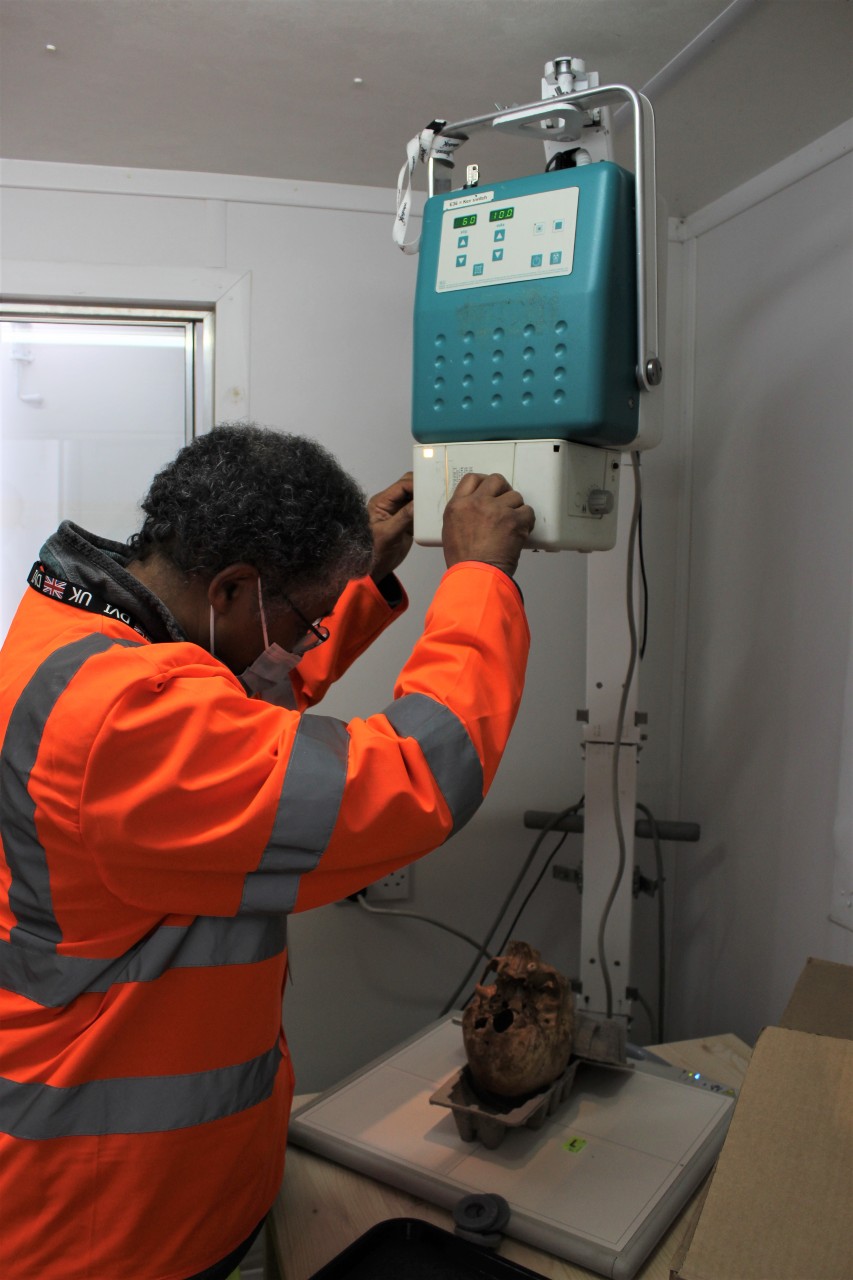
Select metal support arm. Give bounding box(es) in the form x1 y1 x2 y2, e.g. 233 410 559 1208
523 812 701 843
430 85 661 393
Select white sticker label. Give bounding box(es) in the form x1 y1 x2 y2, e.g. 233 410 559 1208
444 191 495 212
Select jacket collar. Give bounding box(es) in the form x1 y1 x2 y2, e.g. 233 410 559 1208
39 521 186 644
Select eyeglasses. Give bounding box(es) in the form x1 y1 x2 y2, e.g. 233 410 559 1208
282 592 330 654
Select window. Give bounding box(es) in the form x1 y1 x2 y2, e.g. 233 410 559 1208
0 303 213 640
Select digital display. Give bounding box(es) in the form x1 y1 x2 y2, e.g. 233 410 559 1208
489 207 515 222
453 213 478 229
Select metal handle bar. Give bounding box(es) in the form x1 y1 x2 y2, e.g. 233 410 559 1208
524 810 700 842
429 85 661 392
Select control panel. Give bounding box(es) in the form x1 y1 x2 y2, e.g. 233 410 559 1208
435 187 579 292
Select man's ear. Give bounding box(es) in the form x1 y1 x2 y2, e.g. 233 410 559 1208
207 564 258 616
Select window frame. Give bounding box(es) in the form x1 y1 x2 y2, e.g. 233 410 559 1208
0 301 214 442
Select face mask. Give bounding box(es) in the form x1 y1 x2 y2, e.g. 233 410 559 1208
239 643 301 708
209 578 302 709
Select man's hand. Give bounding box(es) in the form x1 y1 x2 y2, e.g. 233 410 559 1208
442 473 535 578
368 472 414 582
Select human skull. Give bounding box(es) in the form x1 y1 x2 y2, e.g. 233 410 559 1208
462 941 574 1100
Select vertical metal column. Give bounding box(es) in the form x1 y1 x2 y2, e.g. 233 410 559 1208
579 455 642 1020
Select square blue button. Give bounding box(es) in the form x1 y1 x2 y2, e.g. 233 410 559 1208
494 228 506 242
492 248 504 262
456 254 467 268
531 254 543 268
550 251 562 265
458 235 469 248
473 263 484 276
553 219 564 232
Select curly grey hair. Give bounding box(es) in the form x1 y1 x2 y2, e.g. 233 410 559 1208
128 424 374 600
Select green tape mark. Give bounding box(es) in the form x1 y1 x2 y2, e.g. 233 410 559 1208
563 1137 587 1154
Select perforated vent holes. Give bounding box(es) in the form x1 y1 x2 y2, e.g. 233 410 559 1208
432 320 570 416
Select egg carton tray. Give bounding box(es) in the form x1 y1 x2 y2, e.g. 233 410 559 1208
429 1059 580 1150
429 1011 628 1149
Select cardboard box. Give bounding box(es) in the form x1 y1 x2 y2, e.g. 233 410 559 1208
672 957 853 1280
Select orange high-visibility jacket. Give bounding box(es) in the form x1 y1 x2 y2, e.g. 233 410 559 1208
0 524 529 1280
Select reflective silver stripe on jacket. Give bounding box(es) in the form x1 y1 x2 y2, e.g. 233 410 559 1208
0 1044 282 1139
382 693 483 833
1 634 287 1141
1 634 140 947
239 693 483 912
0 915 287 1009
239 714 351 913
0 634 288 1007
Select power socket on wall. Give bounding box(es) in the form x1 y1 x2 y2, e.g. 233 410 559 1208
364 867 411 902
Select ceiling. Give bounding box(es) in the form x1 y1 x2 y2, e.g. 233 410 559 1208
0 0 851 218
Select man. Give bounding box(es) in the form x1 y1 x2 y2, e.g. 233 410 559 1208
0 424 534 1280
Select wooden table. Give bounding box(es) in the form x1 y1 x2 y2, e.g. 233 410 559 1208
268 1033 750 1280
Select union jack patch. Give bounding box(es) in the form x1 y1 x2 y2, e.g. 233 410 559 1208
43 576 67 599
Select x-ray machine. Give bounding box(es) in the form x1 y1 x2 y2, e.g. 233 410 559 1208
397 57 664 1037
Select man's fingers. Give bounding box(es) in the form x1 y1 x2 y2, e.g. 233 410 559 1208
385 502 414 533
369 472 415 518
451 472 486 499
518 502 536 534
452 471 513 500
497 488 525 509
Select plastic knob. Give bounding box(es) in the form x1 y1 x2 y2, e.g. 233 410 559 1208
452 1193 511 1248
587 488 614 516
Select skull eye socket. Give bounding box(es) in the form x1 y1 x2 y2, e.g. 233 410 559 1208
492 1009 515 1033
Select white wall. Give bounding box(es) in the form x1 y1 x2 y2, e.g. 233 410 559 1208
1 161 690 1088
667 126 853 1045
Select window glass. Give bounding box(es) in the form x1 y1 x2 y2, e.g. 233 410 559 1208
0 309 208 640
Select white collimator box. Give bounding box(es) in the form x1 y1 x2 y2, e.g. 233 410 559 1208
413 438 621 552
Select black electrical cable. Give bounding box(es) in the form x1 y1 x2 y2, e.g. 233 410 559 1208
632 989 656 1042
439 799 584 1017
495 798 587 956
636 801 666 1041
545 151 576 172
493 828 572 959
355 896 494 961
638 502 650 660
597 451 642 1019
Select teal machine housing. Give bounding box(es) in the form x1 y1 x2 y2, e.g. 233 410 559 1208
413 162 639 449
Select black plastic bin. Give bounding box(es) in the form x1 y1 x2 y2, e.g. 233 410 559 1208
307 1217 546 1279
